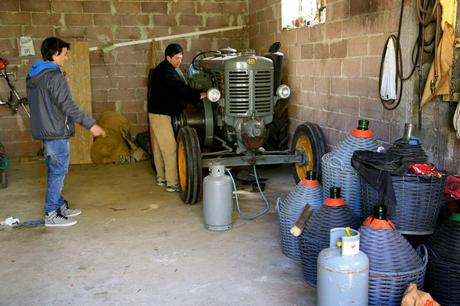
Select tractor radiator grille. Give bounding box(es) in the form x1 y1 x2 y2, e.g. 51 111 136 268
254 70 272 114
227 70 272 116
228 71 250 115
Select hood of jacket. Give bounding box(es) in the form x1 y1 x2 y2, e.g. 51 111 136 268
27 61 60 78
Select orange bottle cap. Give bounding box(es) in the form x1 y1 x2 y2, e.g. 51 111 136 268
324 198 345 207
300 178 320 187
351 128 374 138
363 216 395 230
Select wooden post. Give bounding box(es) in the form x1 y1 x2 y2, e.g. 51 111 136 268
65 41 94 164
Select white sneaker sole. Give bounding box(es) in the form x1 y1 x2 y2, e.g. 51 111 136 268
45 220 77 227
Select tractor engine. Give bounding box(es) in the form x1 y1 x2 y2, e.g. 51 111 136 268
174 47 290 154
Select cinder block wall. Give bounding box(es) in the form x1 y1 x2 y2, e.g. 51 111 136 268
249 0 460 173
0 0 248 157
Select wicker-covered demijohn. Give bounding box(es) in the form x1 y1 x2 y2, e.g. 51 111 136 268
356 131 443 235
322 119 378 218
361 174 445 235
359 207 427 306
425 213 460 306
298 187 360 287
278 171 323 261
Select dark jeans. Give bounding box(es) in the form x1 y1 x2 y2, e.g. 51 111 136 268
43 139 69 213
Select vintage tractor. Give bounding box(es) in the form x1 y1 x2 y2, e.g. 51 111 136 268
172 43 326 204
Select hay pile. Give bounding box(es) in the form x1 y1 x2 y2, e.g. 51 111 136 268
91 111 147 164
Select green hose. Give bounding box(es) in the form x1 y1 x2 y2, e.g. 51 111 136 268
0 156 8 171
0 143 8 171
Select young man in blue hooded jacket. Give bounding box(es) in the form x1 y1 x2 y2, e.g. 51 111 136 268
26 37 106 227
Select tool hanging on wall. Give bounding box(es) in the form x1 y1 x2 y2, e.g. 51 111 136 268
454 101 460 138
420 0 457 107
378 0 420 111
380 36 398 102
378 0 448 131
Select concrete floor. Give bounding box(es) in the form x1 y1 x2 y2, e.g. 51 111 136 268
0 159 316 306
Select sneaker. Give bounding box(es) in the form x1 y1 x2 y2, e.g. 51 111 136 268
45 211 77 227
156 179 166 187
166 184 180 192
59 200 81 217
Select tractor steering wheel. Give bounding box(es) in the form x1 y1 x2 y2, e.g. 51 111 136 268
191 51 220 70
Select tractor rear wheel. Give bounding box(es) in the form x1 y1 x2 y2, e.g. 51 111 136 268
177 127 202 204
291 122 326 183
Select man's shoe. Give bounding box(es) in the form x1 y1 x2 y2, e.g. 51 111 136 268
156 179 166 187
45 211 77 227
59 200 81 217
166 184 180 192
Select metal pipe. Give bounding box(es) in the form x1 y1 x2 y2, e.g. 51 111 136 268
402 123 416 140
214 135 233 152
203 152 303 168
89 25 245 52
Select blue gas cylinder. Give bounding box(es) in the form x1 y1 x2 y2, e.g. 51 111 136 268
317 227 369 306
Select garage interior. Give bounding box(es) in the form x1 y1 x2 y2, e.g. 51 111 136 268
1 0 460 305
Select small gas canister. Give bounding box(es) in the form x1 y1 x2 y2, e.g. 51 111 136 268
317 227 369 306
203 165 233 231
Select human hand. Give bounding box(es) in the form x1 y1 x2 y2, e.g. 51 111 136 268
90 124 107 138
200 92 207 99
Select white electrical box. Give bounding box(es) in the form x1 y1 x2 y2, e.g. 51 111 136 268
18 36 36 57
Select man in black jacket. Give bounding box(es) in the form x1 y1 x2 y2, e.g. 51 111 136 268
27 37 106 227
148 43 206 192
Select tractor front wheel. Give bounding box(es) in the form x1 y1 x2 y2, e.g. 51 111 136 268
177 127 202 204
291 122 326 183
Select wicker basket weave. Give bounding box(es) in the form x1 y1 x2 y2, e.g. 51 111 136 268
425 217 460 306
360 174 445 234
368 258 426 306
359 226 423 271
359 225 427 306
299 204 360 287
426 217 460 264
322 135 378 218
425 256 460 306
390 174 445 235
278 181 323 261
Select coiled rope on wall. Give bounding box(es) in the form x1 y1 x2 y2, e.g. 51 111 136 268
379 0 440 115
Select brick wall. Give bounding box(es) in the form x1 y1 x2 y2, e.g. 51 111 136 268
249 0 460 173
2 0 458 172
0 0 249 158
